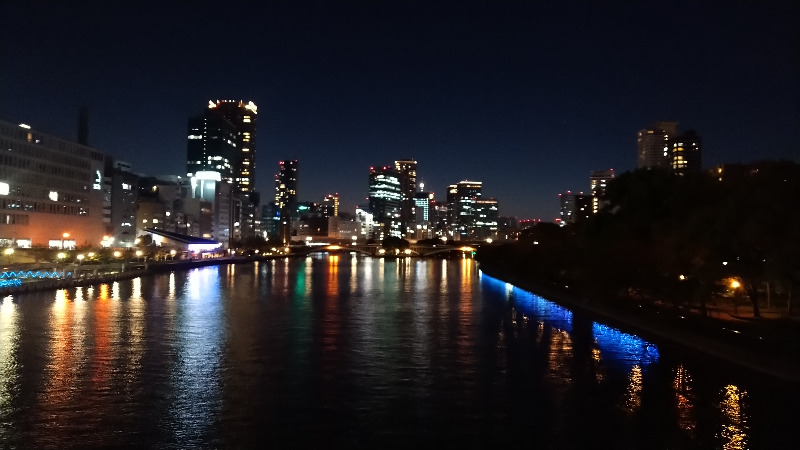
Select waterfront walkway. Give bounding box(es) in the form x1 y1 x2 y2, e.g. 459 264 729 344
478 264 800 386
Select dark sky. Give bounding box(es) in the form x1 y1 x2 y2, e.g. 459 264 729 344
2 0 798 219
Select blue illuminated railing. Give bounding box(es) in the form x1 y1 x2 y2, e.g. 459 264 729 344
479 270 660 369
1 270 71 279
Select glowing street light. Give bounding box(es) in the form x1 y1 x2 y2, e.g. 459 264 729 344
730 279 741 289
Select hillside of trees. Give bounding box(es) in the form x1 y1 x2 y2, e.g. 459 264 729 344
477 160 800 318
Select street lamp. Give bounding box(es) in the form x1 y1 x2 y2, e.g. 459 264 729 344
3 248 13 266
62 232 70 249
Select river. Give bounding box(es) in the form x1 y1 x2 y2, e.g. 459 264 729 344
0 255 797 449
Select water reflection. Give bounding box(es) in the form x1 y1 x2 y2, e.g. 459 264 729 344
0 258 787 447
0 296 19 424
719 385 748 450
623 365 643 412
674 365 696 435
170 267 224 445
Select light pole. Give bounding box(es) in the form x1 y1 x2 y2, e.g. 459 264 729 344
61 232 70 249
3 248 13 268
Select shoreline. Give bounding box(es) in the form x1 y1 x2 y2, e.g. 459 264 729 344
0 257 268 296
478 263 800 386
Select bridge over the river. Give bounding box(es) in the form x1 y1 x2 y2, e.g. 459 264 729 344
289 243 479 257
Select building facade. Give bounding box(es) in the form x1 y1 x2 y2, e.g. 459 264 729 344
0 120 107 248
274 160 298 244
393 158 417 234
670 130 702 176
589 168 615 214
187 100 259 238
637 121 678 170
368 166 402 239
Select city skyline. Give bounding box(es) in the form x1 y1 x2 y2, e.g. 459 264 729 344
1 1 797 219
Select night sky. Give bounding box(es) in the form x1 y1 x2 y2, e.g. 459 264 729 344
1 1 798 220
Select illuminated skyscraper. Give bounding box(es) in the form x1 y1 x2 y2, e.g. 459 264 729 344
448 180 485 238
186 100 259 239
637 121 677 170
368 166 402 238
275 160 298 243
394 158 417 234
186 109 237 181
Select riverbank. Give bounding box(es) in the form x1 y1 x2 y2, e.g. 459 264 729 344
478 262 800 386
0 256 273 296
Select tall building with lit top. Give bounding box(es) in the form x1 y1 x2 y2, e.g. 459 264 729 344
206 100 258 193
186 100 259 239
589 169 614 214
637 121 677 170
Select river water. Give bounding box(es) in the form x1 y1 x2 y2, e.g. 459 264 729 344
0 255 797 449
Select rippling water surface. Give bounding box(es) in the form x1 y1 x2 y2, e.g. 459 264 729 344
1 255 797 449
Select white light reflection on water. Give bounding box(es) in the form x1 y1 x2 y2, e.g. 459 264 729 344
170 267 225 445
168 272 176 300
350 253 359 293
719 384 749 450
0 296 19 418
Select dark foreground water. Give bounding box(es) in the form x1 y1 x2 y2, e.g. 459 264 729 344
1 255 798 449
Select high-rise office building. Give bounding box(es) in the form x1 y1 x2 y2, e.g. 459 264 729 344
186 100 259 239
448 180 482 238
368 166 403 239
322 193 339 218
589 169 615 214
187 108 237 182
394 158 417 234
275 160 298 243
637 122 678 170
670 130 702 176
474 198 499 239
207 100 258 193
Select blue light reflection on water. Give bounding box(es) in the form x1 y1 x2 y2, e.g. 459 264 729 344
479 271 659 370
